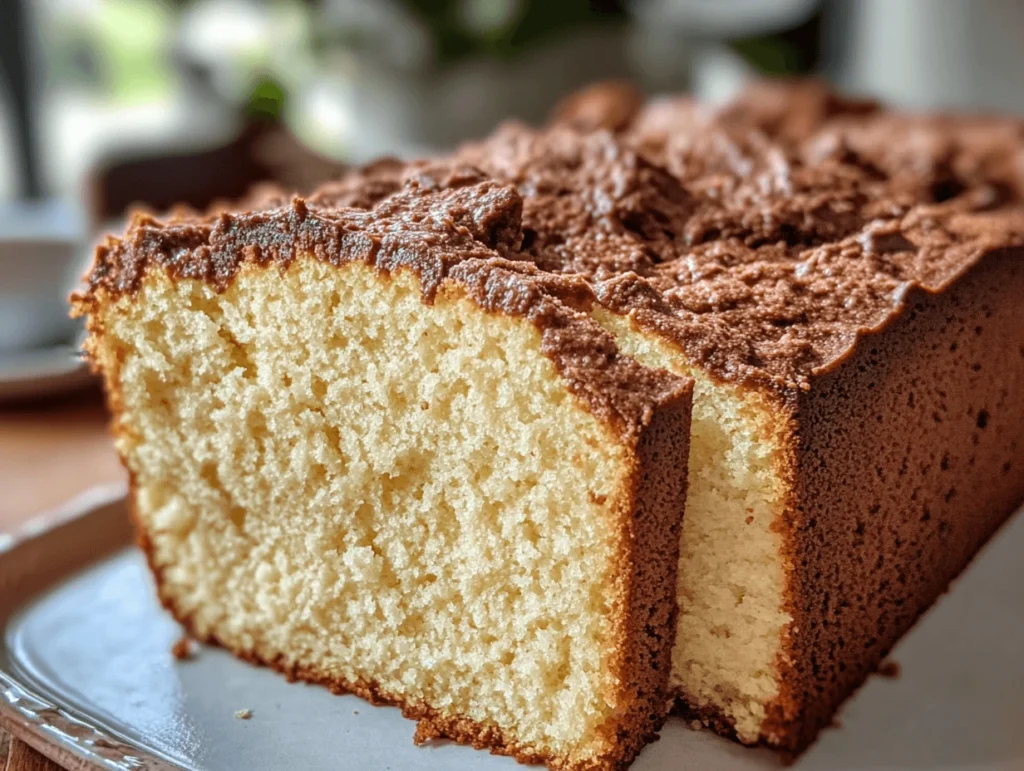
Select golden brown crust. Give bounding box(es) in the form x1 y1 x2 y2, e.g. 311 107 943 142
78 80 1024 397
80 80 1024 763
600 383 692 763
473 80 1024 391
655 240 1024 756
587 85 1024 751
761 246 1024 752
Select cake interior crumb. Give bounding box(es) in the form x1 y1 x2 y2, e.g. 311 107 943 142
593 308 790 741
108 260 640 763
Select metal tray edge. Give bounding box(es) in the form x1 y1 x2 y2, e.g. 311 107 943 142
0 484 176 771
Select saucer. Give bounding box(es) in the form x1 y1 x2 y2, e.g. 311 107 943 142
0 335 93 403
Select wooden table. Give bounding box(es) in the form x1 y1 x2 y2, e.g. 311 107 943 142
0 386 125 771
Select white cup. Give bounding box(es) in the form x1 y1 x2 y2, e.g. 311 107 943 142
0 200 86 353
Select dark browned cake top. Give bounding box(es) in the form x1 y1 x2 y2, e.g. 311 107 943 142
84 80 1024 393
468 81 1024 390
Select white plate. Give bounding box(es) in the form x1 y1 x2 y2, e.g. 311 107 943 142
1 488 1021 771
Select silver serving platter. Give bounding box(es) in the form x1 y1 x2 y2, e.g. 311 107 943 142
1 485 1021 770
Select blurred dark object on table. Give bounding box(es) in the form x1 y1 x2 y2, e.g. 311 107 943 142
32 0 1024 232
86 32 347 224
88 117 347 224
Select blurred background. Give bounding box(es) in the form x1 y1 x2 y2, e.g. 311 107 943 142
10 0 1024 224
4 0 1024 526
0 0 828 215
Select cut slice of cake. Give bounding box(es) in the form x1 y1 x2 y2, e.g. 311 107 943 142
451 84 1024 753
73 174 694 770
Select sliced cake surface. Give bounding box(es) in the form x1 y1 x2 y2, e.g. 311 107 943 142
75 175 694 770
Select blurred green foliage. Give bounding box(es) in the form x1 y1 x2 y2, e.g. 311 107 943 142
398 0 624 66
247 76 287 121
729 10 821 76
731 36 803 75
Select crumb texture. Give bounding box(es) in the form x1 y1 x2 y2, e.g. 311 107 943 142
94 258 670 768
594 309 790 742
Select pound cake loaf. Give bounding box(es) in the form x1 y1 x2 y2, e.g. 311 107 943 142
74 174 694 770
76 79 1024 768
